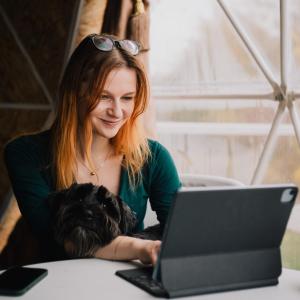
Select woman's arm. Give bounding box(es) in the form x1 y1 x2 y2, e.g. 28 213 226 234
3 133 66 260
4 135 53 236
94 236 161 265
147 141 181 228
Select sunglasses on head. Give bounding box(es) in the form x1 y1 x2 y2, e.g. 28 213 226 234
89 34 141 56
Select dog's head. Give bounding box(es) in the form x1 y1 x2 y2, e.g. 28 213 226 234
48 183 136 258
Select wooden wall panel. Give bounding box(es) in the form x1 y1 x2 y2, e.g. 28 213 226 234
0 17 48 104
0 0 82 219
1 0 78 100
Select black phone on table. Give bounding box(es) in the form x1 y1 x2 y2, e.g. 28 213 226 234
0 266 48 296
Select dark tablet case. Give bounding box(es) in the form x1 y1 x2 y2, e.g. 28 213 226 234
117 185 297 298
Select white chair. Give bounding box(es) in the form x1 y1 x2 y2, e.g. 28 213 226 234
143 173 244 227
180 173 244 188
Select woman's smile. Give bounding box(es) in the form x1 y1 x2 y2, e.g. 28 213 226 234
99 118 122 128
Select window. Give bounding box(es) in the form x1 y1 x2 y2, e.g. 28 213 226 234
150 0 300 270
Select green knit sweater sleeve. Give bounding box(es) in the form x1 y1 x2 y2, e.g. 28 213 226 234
146 140 181 227
4 134 53 238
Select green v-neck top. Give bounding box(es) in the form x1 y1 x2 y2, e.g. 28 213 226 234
4 130 181 241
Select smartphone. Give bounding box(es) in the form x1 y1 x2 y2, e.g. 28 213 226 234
0 266 48 296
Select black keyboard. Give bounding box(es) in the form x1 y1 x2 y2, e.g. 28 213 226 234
116 267 168 297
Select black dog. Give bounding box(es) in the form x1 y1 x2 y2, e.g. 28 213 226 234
48 183 137 258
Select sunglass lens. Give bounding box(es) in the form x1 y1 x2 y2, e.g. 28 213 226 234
119 40 140 55
92 36 114 51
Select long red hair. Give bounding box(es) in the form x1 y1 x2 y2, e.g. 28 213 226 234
51 35 150 190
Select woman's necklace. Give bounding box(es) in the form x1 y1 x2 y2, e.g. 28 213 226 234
80 148 112 176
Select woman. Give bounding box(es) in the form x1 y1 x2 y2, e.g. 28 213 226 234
4 34 180 265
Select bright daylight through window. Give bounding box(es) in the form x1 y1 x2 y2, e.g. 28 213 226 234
149 0 300 269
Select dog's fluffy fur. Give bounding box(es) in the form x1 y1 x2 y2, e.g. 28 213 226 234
48 183 136 258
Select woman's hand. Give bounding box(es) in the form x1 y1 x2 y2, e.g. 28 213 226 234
135 239 161 265
94 236 161 265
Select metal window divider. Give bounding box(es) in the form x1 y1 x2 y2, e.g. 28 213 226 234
217 0 300 184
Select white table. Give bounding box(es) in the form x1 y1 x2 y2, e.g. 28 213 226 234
0 259 299 299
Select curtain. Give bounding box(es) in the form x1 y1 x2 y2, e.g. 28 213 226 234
76 0 108 45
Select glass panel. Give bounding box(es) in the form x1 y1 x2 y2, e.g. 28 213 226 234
150 0 271 95
224 0 280 82
151 0 300 270
289 0 300 90
156 99 278 123
156 99 276 184
282 227 300 270
263 136 300 184
264 136 300 270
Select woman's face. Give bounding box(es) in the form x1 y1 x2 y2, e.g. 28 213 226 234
90 67 136 139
